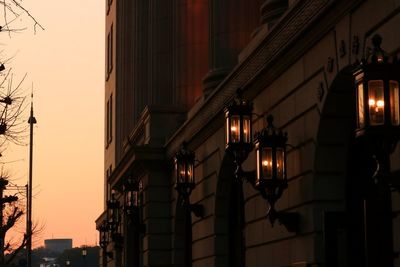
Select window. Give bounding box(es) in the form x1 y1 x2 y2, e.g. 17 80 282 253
105 165 112 204
106 24 114 80
106 94 113 146
107 0 113 14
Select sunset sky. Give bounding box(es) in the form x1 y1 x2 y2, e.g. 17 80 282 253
2 1 104 248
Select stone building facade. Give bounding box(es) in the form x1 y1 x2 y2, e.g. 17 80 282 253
96 0 400 266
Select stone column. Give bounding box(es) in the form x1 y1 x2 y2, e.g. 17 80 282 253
173 0 209 109
148 0 173 106
260 0 288 30
202 0 259 96
133 0 149 123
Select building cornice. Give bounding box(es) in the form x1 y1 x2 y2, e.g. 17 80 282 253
165 0 364 156
108 146 166 190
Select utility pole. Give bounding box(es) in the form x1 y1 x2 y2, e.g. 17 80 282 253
26 93 36 267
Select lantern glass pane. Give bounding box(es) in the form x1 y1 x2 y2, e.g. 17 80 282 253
127 191 138 207
101 231 106 242
177 162 186 184
276 148 285 179
357 82 365 128
133 191 139 207
230 115 240 143
114 207 119 223
368 80 385 125
261 147 273 180
256 147 260 183
242 115 251 143
225 116 230 146
186 162 194 184
390 80 400 126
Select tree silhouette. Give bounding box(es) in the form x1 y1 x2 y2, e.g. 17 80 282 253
0 1 44 266
0 0 44 34
0 173 26 266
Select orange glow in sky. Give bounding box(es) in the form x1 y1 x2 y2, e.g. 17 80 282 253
2 1 104 248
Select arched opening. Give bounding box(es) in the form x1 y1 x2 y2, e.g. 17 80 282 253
214 153 245 267
315 67 394 266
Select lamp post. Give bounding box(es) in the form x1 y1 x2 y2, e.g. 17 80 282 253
81 247 87 267
27 92 37 267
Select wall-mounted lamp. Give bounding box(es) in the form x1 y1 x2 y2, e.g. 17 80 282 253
224 94 299 232
98 221 113 259
224 94 253 172
123 178 146 233
107 192 123 245
174 142 204 217
123 178 139 217
254 115 299 232
354 34 400 188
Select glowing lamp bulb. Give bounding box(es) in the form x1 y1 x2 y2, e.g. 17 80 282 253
377 100 384 107
369 99 376 106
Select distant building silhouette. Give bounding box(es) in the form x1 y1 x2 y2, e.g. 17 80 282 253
44 239 72 253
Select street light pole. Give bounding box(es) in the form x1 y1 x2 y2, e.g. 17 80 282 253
27 93 36 267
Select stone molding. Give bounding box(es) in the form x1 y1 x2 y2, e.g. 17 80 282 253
165 0 332 156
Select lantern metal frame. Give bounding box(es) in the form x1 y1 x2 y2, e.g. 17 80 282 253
224 94 299 232
354 34 400 189
174 142 204 218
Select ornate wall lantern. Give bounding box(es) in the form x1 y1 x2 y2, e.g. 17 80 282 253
98 221 114 259
224 94 253 168
174 142 204 217
123 178 146 233
254 115 299 232
354 34 400 154
354 35 400 188
224 94 299 232
99 222 109 249
107 192 120 232
107 192 123 244
123 178 139 217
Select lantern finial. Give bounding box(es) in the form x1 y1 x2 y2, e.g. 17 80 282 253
372 34 382 48
369 34 387 63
